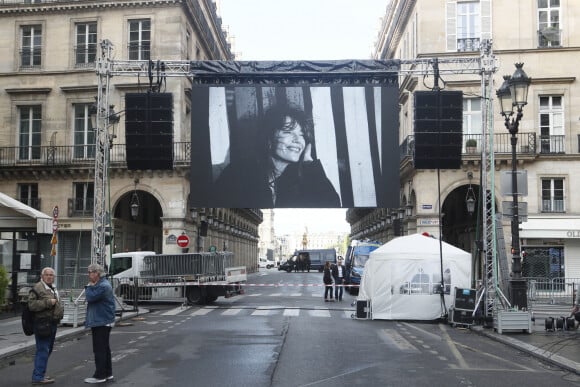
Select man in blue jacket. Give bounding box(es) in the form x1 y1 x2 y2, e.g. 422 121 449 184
84 263 115 384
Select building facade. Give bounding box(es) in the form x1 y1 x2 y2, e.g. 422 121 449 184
0 0 262 293
347 0 580 281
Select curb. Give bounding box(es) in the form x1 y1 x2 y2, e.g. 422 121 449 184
471 326 580 375
0 308 149 362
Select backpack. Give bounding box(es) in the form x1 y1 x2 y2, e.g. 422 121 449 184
22 289 39 336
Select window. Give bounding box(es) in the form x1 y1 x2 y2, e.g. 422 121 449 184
73 182 94 214
463 98 482 151
446 0 491 52
128 19 150 60
457 1 480 51
185 29 191 60
73 103 96 159
20 25 42 67
538 0 561 47
522 246 564 281
19 183 39 210
541 178 564 212
18 106 41 160
539 95 564 153
75 22 97 67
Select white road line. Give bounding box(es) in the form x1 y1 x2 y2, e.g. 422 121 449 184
221 308 242 316
251 309 272 316
309 309 331 318
378 329 419 352
161 306 191 316
283 309 300 316
438 324 468 369
190 308 213 316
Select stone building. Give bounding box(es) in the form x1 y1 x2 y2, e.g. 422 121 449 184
0 0 261 292
347 0 580 281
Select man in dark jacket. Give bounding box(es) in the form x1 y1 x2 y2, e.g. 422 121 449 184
29 267 64 385
331 258 346 301
84 263 115 384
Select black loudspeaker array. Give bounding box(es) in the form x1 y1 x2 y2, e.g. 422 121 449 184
413 90 463 169
125 93 174 170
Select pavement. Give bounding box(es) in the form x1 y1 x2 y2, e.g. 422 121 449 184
0 305 578 375
0 304 148 363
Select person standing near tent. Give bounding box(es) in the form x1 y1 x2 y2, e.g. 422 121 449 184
323 261 333 302
332 257 346 301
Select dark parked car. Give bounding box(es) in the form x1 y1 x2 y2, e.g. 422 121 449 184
278 259 295 272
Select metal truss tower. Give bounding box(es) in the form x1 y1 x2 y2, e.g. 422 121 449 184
92 41 499 321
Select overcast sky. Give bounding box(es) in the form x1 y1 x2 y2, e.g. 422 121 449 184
217 0 387 233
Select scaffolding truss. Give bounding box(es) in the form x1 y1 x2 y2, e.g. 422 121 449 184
93 40 500 319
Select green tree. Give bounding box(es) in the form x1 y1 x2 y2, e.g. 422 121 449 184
0 265 9 307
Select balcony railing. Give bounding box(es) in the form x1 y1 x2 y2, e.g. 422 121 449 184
400 132 538 161
67 198 94 217
0 142 191 167
457 37 480 52
538 28 561 48
539 135 565 154
74 45 97 68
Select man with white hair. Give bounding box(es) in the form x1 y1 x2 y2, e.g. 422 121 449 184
29 267 64 385
83 263 115 384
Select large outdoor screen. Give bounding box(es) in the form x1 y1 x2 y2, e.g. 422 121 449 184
189 60 400 208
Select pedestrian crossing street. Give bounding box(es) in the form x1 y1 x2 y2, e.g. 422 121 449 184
157 304 355 319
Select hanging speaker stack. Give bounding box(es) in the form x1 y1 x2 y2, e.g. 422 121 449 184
125 92 174 170
413 90 463 169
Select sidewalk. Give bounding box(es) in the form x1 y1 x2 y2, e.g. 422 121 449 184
472 316 580 375
0 308 578 375
0 306 148 361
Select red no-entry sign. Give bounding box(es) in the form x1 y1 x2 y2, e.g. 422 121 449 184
177 234 190 248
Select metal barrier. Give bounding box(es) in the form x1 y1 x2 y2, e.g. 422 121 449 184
526 277 578 305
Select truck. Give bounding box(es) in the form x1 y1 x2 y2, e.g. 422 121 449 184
279 248 336 272
109 251 246 305
344 240 381 294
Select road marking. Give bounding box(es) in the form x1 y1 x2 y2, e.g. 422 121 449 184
190 308 213 316
438 324 468 369
378 329 419 352
251 309 272 316
283 309 300 316
161 306 191 315
309 309 331 317
221 308 242 316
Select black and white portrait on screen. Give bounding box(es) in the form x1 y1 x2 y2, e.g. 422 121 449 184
190 84 399 208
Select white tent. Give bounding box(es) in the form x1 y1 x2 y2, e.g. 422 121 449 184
358 233 472 320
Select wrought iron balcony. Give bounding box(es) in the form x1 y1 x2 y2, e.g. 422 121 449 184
400 132 538 161
67 198 94 217
0 142 191 168
538 28 561 48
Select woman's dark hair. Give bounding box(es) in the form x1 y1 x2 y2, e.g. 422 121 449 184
255 104 315 168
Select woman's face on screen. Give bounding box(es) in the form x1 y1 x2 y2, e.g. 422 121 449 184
271 116 306 164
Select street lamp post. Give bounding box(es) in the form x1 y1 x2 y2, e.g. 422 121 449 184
496 63 531 309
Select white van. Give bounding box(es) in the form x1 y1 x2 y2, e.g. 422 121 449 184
258 257 275 269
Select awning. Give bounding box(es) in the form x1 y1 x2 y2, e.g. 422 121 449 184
520 216 580 239
0 192 52 234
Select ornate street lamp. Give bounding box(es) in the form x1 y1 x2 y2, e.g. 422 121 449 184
130 182 140 220
496 63 531 309
465 172 476 215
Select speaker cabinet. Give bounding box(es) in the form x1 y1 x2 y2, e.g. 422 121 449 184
413 90 463 169
125 93 174 170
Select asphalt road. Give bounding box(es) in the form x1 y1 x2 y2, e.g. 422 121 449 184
1 270 579 386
